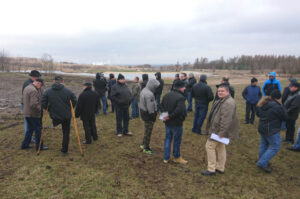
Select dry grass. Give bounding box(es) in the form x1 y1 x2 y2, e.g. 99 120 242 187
0 72 299 199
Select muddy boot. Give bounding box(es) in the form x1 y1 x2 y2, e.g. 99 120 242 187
173 157 188 164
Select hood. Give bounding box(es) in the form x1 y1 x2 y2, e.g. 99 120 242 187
257 96 271 108
269 72 276 79
146 79 160 93
52 83 64 90
155 72 161 79
96 73 101 79
142 74 149 81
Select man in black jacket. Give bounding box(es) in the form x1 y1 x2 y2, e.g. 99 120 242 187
21 70 41 143
191 74 214 135
75 82 99 144
186 73 197 112
93 73 107 115
161 80 187 164
284 81 300 144
170 74 180 91
141 74 149 90
110 74 133 137
41 76 77 155
154 72 164 111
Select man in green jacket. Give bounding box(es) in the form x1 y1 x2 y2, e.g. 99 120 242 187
202 83 239 176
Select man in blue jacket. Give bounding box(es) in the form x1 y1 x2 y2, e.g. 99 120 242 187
242 78 262 124
262 72 282 96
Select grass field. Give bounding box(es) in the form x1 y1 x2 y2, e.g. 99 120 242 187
0 73 299 199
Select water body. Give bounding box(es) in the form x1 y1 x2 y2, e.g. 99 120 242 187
9 70 213 80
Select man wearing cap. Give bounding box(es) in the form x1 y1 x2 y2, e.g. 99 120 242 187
161 80 187 164
242 77 262 124
262 72 282 96
170 74 180 91
110 74 133 137
186 73 197 112
41 76 77 155
283 81 300 144
21 78 48 151
75 82 99 144
21 70 41 143
202 84 239 176
191 74 214 135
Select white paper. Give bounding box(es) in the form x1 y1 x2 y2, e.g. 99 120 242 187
159 112 169 121
210 133 230 145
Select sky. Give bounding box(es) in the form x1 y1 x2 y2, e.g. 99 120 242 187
1 0 300 65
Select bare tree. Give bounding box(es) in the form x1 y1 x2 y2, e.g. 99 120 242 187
0 49 10 72
41 53 54 74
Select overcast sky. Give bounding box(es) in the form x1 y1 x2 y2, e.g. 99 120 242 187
1 0 300 65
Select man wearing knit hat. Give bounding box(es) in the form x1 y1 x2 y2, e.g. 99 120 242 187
110 74 133 137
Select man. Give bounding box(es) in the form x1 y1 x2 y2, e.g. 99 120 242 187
21 78 48 151
141 74 149 90
154 72 164 111
170 74 180 91
191 74 214 135
110 74 133 137
262 72 282 96
186 73 197 112
242 77 262 124
108 73 117 113
21 70 41 143
93 72 107 115
202 84 239 176
283 81 300 144
288 126 300 152
180 73 189 89
140 79 160 154
131 76 141 119
282 78 297 104
161 80 187 164
75 82 99 144
214 77 235 101
41 76 77 155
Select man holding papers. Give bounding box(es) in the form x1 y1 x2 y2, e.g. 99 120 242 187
202 84 239 176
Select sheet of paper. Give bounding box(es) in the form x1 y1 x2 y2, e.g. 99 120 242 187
210 133 230 145
159 112 169 121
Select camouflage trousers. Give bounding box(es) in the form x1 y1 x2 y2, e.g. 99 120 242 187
143 121 154 149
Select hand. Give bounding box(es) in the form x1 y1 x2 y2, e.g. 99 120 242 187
218 135 223 139
163 116 170 121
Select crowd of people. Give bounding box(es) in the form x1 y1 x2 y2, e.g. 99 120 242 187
20 70 300 175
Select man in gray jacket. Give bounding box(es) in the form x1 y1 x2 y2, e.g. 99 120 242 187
139 79 160 154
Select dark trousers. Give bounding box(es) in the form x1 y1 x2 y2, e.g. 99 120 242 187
21 117 43 150
115 107 129 134
61 119 71 153
82 117 98 143
245 103 256 123
155 94 161 111
192 103 208 134
143 121 154 149
286 119 296 143
110 99 115 112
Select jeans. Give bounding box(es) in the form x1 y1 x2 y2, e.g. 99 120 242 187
115 107 129 134
187 92 193 111
164 125 183 160
286 119 296 143
82 117 98 143
293 126 300 149
131 99 139 118
257 133 281 168
21 117 43 150
192 104 208 134
21 104 34 142
245 102 256 123
155 94 161 111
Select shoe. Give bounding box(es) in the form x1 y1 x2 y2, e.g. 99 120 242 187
257 165 272 173
30 139 35 143
163 159 169 164
143 148 154 154
124 132 133 136
244 121 249 124
201 170 216 176
21 146 32 150
83 140 91 144
287 147 300 152
40 146 49 150
140 145 145 150
93 137 98 141
173 157 188 164
61 152 68 156
117 134 123 137
216 169 224 174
